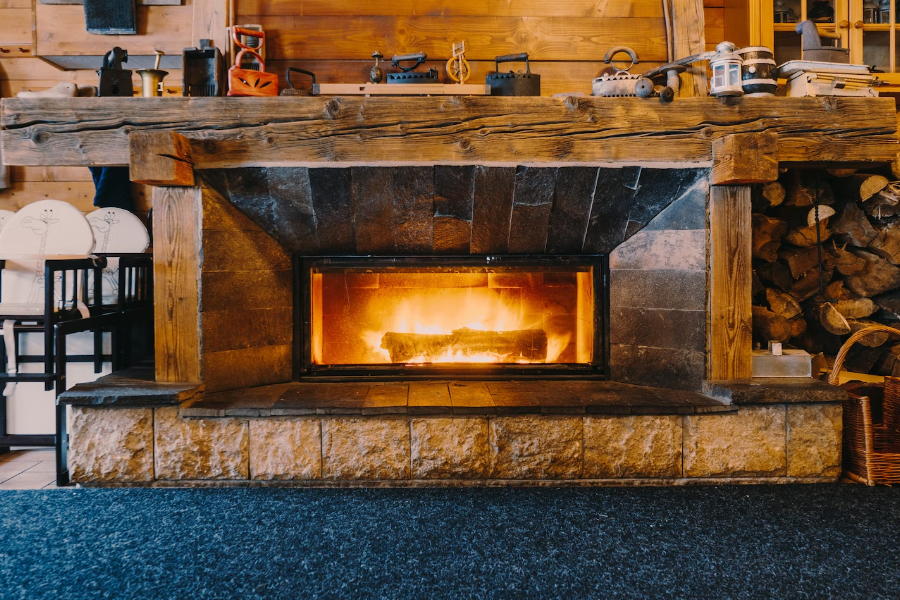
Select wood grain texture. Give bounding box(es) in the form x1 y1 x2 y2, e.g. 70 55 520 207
192 0 229 51
129 130 194 186
236 0 665 17
711 132 778 185
708 185 752 380
153 186 202 383
672 0 708 97
0 8 31 44
4 97 895 168
236 15 668 62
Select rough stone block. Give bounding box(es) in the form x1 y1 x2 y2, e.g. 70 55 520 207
154 407 249 480
683 406 787 478
249 419 322 480
69 407 154 483
489 416 582 479
322 418 410 479
609 229 707 271
583 416 682 478
411 418 489 478
787 404 843 478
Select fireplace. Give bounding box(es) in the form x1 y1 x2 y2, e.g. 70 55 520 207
297 255 609 379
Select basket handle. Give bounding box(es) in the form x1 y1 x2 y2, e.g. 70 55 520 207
828 324 900 385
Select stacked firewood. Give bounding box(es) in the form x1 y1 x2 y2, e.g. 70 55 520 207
752 168 900 375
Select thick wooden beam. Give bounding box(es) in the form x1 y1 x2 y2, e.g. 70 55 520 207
711 132 779 185
672 0 708 98
708 185 753 380
1 97 897 168
130 131 194 186
153 186 202 384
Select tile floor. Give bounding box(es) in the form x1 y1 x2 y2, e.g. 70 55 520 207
0 448 58 490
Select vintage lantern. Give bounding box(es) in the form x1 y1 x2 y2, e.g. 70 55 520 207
709 41 743 97
863 0 881 23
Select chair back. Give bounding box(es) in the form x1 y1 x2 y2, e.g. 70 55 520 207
0 200 94 306
86 208 150 304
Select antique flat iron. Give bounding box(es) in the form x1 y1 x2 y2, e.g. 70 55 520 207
227 27 278 97
97 47 134 97
183 39 225 97
387 52 438 84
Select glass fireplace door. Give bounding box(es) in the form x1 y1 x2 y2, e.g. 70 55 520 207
300 256 607 378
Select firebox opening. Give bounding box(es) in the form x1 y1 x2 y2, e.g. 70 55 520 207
299 256 608 379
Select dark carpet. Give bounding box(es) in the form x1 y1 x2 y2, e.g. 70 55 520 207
0 485 898 599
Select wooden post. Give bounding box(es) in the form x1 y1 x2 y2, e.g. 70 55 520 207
130 131 194 186
153 186 202 383
711 132 779 185
191 0 230 54
672 0 708 98
709 185 753 380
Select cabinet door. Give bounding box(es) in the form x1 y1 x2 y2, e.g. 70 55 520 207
848 0 899 74
770 0 851 63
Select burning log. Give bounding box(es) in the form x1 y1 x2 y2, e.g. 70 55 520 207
380 327 548 363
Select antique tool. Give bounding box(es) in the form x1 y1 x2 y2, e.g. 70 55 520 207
97 47 134 97
487 53 540 96
795 20 850 63
183 40 225 97
370 51 384 84
592 47 641 96
388 52 438 83
446 41 471 83
280 68 318 96
737 46 777 96
136 50 168 97
639 62 686 96
708 41 744 96
227 27 278 97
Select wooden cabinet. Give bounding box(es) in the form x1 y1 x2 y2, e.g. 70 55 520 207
733 0 900 86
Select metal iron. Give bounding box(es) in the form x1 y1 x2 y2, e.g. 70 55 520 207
280 68 317 96
183 39 225 97
387 52 438 84
97 47 134 97
487 53 540 96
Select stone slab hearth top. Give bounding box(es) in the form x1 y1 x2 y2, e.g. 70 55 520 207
179 380 737 418
58 367 203 407
702 378 847 405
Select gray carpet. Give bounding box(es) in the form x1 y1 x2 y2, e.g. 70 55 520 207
0 485 897 599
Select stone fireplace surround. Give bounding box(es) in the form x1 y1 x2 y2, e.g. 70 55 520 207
9 96 892 486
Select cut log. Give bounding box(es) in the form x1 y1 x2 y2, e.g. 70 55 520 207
826 168 857 178
779 246 826 279
789 265 834 302
784 220 831 247
756 261 794 292
844 345 883 373
892 156 900 180
751 213 789 262
843 249 900 297
867 222 900 264
790 316 807 338
807 205 835 226
786 171 835 206
829 242 870 277
831 201 877 247
766 288 802 319
847 319 891 347
818 302 851 335
762 181 785 207
832 297 877 319
873 289 900 316
825 279 857 301
853 173 889 201
752 306 792 343
752 269 764 298
380 327 548 363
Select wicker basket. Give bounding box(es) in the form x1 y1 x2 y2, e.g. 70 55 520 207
829 325 900 486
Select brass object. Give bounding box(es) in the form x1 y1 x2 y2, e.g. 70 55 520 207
370 51 384 84
446 41 470 83
136 50 168 97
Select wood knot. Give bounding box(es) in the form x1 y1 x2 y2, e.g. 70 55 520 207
324 98 342 120
458 138 472 152
30 130 49 144
202 139 217 153
564 95 580 110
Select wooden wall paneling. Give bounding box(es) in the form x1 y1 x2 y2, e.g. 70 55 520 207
236 0 666 17
239 15 669 62
34 3 194 56
703 4 725 50
192 0 229 53
153 185 202 383
708 184 752 380
0 8 31 43
0 181 95 211
672 0 708 97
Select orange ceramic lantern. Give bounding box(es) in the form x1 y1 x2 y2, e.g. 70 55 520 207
227 27 278 97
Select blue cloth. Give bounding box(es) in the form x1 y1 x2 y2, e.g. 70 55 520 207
89 167 133 210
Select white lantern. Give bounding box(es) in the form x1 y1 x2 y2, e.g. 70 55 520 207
709 41 744 97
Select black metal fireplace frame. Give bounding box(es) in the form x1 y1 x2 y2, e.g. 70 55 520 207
294 255 609 381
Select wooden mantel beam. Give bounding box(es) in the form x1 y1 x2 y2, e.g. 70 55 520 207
2 96 897 169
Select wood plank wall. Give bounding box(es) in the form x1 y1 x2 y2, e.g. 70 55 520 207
1 0 722 217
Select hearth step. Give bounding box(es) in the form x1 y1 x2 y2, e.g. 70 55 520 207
179 381 736 418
